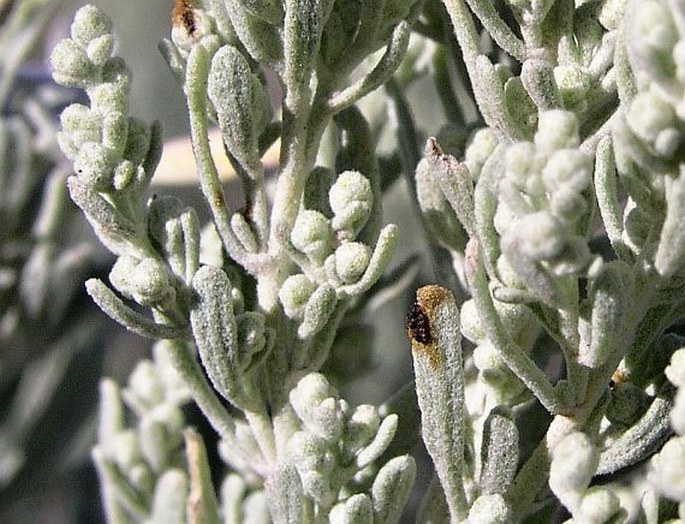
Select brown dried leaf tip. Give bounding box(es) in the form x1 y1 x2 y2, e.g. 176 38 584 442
406 285 451 368
172 0 196 35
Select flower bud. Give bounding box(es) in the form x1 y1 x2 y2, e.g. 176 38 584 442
286 432 336 505
542 148 592 194
648 436 685 501
58 104 101 160
291 210 333 263
627 91 677 149
508 211 566 261
504 141 543 196
576 486 623 523
86 35 114 67
460 299 485 344
467 494 512 523
465 128 498 181
672 388 685 435
110 256 172 306
666 348 685 389
50 38 96 88
236 312 267 357
279 274 316 320
549 431 598 511
554 65 590 111
534 110 579 154
289 374 345 442
334 242 371 284
329 171 373 238
74 142 117 190
343 404 381 454
70 4 112 47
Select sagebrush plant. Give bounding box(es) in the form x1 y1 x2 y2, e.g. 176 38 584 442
47 0 685 522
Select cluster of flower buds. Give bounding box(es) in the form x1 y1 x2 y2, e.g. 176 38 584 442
279 170 398 339
495 110 594 308
648 348 685 506
92 342 193 522
284 373 415 520
550 431 625 523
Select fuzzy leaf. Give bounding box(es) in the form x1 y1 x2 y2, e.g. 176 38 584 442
190 266 255 409
655 169 685 278
149 469 189 524
67 177 144 258
355 414 398 469
407 285 467 521
86 279 185 339
265 464 305 524
597 386 675 475
371 455 416 524
208 45 270 171
480 407 519 496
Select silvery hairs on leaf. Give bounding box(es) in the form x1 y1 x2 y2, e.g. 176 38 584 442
406 285 468 521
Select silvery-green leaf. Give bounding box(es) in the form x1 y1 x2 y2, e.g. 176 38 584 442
479 406 519 496
86 279 185 339
371 455 416 524
265 464 305 524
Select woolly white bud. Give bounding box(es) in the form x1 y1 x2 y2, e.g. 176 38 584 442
542 148 592 194
648 436 685 500
627 91 677 148
334 242 371 284
467 494 512 523
504 141 543 196
534 110 580 154
549 431 598 511
509 211 566 260
291 210 333 263
279 274 316 320
465 128 498 180
329 171 373 238
665 348 685 389
576 486 623 523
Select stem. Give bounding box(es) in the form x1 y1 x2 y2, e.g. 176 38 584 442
594 136 632 262
268 80 314 254
442 0 481 73
463 0 526 61
555 281 589 405
166 339 240 448
185 46 265 274
245 408 277 465
262 97 329 309
465 239 563 414
444 0 523 141
93 449 149 522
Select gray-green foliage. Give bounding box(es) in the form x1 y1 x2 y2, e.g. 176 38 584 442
48 0 685 522
408 0 685 522
51 1 417 522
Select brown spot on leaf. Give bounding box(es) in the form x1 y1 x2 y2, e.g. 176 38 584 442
406 285 451 369
406 302 432 345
